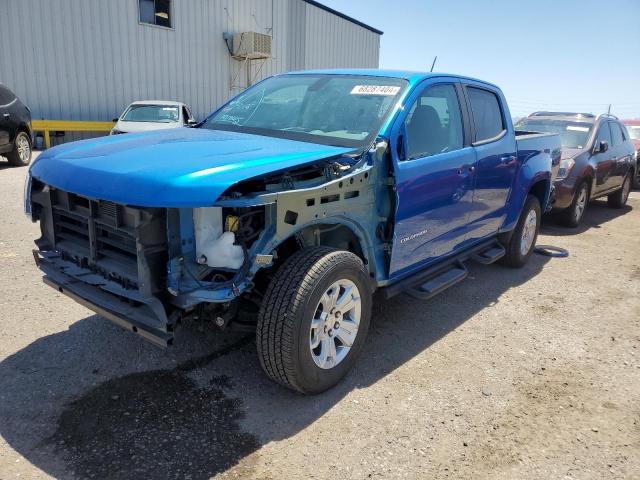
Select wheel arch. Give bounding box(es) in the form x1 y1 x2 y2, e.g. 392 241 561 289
527 179 549 212
272 218 374 278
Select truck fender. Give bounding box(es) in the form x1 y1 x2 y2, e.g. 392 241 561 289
502 156 551 232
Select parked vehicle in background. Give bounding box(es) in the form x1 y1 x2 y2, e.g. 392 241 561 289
622 119 640 188
0 83 33 166
26 70 559 393
111 101 196 135
515 112 636 227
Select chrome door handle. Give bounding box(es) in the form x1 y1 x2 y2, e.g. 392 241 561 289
2 113 10 118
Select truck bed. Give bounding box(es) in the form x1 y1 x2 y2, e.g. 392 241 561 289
515 130 562 182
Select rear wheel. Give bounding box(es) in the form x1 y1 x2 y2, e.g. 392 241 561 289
559 180 589 227
6 131 32 166
256 247 372 394
607 173 631 209
501 194 541 268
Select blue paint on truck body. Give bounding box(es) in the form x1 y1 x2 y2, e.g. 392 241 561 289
30 128 353 208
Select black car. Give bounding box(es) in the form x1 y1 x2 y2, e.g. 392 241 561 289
516 112 636 227
0 83 32 166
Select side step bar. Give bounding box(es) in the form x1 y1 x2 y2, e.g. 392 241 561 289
472 245 505 265
383 239 505 300
406 262 468 300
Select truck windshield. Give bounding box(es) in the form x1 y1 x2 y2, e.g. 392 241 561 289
201 75 407 148
625 125 640 140
122 105 179 123
515 119 593 149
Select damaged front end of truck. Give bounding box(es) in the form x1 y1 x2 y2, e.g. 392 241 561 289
26 72 409 347
27 140 393 346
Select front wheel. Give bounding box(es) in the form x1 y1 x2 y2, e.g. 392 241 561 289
257 247 372 394
558 180 589 227
500 194 541 268
608 173 631 209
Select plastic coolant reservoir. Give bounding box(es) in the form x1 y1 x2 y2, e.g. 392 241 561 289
193 207 244 269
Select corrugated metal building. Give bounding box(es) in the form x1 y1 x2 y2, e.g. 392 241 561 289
0 0 381 129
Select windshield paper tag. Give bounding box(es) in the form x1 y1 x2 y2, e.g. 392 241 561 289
350 85 401 96
567 126 589 132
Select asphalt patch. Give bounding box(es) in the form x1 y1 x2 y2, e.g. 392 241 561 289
47 338 259 479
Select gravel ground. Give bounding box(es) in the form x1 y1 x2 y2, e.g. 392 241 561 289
1 156 639 479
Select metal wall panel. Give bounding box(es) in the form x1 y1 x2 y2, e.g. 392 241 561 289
303 2 380 69
0 0 380 124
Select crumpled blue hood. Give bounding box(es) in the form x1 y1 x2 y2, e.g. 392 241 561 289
30 128 353 207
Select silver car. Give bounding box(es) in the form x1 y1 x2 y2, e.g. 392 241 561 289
111 100 196 135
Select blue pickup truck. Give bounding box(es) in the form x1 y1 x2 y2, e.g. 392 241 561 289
26 70 560 393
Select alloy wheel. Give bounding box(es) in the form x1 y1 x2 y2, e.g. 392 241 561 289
574 186 587 223
310 279 361 369
520 209 537 256
17 134 31 163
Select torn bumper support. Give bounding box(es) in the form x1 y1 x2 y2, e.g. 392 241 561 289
34 250 175 347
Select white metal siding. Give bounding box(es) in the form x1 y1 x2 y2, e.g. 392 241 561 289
303 2 380 70
0 0 380 123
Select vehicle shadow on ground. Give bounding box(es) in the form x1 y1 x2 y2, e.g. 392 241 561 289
0 254 551 479
542 199 633 236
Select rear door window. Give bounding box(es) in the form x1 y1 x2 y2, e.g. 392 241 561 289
467 87 505 142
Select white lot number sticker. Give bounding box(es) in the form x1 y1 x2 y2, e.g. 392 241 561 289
350 85 401 96
566 126 589 132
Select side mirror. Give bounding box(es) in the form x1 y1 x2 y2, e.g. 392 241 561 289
596 140 609 153
112 118 119 123
187 119 198 125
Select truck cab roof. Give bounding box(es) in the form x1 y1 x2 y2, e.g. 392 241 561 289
283 68 501 90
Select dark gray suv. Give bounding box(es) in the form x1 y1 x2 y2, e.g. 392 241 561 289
0 83 33 166
516 112 636 227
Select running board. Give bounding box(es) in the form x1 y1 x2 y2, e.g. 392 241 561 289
406 262 468 300
471 244 505 265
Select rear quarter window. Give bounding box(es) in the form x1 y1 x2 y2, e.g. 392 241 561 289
467 87 505 142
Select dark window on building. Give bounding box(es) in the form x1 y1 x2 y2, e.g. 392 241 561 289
404 84 464 160
0 85 16 106
139 0 172 28
467 87 505 142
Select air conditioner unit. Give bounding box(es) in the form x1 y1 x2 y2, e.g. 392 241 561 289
232 32 272 59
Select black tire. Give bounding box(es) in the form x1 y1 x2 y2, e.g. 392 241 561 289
500 194 541 268
558 180 589 228
257 247 372 394
6 130 32 166
608 173 632 209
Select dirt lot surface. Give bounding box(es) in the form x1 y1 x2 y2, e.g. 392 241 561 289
1 157 639 479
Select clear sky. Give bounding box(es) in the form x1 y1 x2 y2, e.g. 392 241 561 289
320 0 640 119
